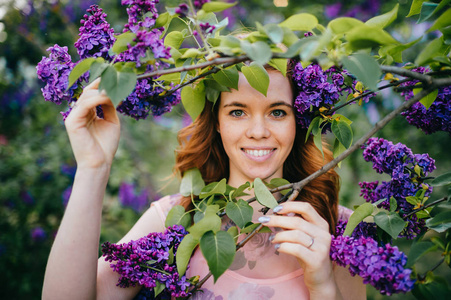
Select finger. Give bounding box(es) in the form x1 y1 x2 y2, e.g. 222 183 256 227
258 214 323 236
273 202 329 231
271 230 316 250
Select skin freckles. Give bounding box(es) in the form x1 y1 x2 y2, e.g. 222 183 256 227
217 71 296 189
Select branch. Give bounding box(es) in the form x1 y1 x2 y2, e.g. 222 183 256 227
403 196 448 218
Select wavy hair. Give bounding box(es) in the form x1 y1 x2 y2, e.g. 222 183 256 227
174 64 340 233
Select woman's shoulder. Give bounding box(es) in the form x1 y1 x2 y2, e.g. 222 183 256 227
150 194 184 221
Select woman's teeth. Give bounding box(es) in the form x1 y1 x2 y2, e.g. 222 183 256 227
244 149 273 157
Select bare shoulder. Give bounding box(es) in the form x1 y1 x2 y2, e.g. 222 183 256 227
334 264 367 300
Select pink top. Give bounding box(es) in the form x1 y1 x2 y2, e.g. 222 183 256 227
151 194 353 300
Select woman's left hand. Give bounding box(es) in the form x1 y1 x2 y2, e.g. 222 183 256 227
258 201 342 299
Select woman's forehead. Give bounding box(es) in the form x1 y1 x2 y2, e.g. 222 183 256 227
221 71 293 105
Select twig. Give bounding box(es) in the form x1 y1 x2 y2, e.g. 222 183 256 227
403 197 448 218
417 258 445 281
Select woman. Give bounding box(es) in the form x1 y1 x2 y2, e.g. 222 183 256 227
42 64 366 299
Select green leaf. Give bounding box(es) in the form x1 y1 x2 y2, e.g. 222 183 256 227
225 199 254 228
164 31 184 49
313 128 324 158
264 23 284 44
155 12 171 28
279 13 318 31
181 83 206 121
374 211 407 239
406 196 421 206
240 40 272 66
305 116 321 143
200 230 236 282
165 205 192 229
331 119 353 149
68 57 96 89
346 25 399 50
332 139 346 167
341 53 381 91
241 62 269 96
202 1 237 13
89 60 108 83
406 241 437 268
413 88 438 109
429 8 451 32
426 211 451 232
389 197 398 212
279 38 307 58
98 65 137 105
268 58 288 77
212 67 239 90
344 202 374 236
253 178 278 209
188 212 222 239
154 281 165 298
407 0 426 17
176 234 199 276
328 17 364 34
418 2 438 23
415 37 446 66
112 32 136 54
180 168 205 196
231 182 251 199
268 178 291 195
199 178 227 199
181 48 202 58
227 226 239 243
431 172 451 186
365 4 399 29
240 222 260 234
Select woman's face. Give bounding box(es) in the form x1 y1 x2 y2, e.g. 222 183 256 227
217 70 296 188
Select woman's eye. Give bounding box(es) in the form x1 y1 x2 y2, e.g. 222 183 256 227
230 110 244 117
271 109 286 118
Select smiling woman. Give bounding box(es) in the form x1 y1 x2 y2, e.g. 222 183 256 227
43 59 366 299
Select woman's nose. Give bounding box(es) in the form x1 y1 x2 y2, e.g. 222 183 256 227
245 116 270 139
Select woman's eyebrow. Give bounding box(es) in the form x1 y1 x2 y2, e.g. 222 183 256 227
223 101 247 108
269 101 293 108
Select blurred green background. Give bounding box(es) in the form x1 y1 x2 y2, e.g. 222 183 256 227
0 0 449 298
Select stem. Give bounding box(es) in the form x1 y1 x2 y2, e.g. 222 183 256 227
417 258 445 281
403 197 448 218
187 0 211 53
140 264 172 276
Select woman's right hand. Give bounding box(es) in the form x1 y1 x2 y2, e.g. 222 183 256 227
64 79 120 170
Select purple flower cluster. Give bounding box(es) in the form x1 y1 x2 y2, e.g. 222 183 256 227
292 63 374 129
118 182 150 212
400 67 451 135
102 225 193 298
325 0 381 21
37 3 181 121
36 45 78 105
74 5 115 60
193 0 211 10
331 220 415 295
360 137 436 238
122 0 159 33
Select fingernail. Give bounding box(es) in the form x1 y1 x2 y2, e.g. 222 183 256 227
268 234 275 242
258 216 270 223
273 205 283 213
287 212 295 217
274 243 280 250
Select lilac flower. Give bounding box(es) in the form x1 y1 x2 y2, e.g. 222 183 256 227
118 182 150 213
62 186 72 207
175 3 189 18
331 220 416 295
193 0 210 10
36 45 77 105
199 22 216 35
122 0 159 33
20 191 34 205
31 227 47 242
74 5 115 60
102 225 193 298
400 67 451 135
360 138 435 238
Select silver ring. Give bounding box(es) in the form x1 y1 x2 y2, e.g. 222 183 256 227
307 237 314 249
